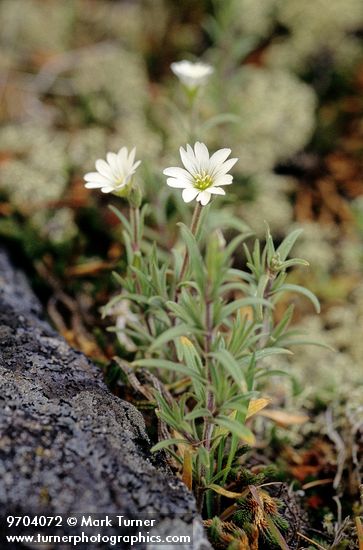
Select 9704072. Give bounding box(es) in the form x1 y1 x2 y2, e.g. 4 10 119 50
6 516 63 528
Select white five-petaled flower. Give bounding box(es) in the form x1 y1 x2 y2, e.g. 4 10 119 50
84 147 141 194
163 142 238 206
171 60 214 89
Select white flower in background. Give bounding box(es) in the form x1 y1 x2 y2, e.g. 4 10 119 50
164 142 238 206
84 147 141 194
171 60 214 89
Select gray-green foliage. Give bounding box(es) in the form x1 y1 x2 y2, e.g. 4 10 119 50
105 197 320 512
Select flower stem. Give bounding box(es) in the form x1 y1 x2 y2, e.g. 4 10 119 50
197 289 215 514
202 298 214 448
177 202 203 289
130 206 140 253
258 271 275 349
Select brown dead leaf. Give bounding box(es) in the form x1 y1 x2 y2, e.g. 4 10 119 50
182 449 193 491
259 409 309 427
246 398 271 419
66 260 114 277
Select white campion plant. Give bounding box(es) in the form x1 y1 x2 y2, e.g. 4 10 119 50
83 62 321 526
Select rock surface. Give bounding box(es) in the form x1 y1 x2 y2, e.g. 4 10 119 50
0 249 210 549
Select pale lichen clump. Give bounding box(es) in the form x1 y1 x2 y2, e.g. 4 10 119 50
0 0 74 54
0 125 68 212
267 0 363 71
224 67 317 174
262 284 363 403
72 48 148 114
68 128 108 172
238 174 294 237
293 222 363 274
71 47 161 159
33 208 78 245
229 0 277 38
293 222 338 273
232 0 363 72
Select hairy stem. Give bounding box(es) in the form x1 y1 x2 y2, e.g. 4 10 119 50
175 201 203 299
203 294 214 451
258 271 275 349
130 206 140 253
198 287 215 514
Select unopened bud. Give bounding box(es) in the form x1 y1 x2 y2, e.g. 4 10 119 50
128 182 143 209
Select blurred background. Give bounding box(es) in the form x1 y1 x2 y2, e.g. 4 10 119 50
0 0 363 426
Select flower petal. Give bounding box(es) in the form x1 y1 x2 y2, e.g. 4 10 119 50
107 152 119 174
180 145 197 174
194 142 209 171
100 186 115 193
214 157 238 176
182 187 199 203
198 190 211 205
128 147 136 166
117 147 128 173
85 181 104 188
96 159 114 179
84 172 111 184
167 178 191 188
163 167 193 181
132 159 141 171
214 174 233 186
209 148 231 173
208 186 225 195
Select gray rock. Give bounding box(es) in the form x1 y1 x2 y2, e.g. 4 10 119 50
0 250 211 549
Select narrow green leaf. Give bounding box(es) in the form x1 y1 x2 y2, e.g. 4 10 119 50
133 359 205 382
149 324 191 352
272 283 320 313
108 205 131 233
278 258 309 270
252 347 293 361
266 515 290 550
278 338 335 351
151 438 189 452
270 304 294 341
256 369 291 380
226 268 254 283
224 233 252 260
184 408 213 421
276 229 303 261
214 416 255 445
112 271 126 287
220 297 272 321
178 223 205 290
200 113 241 132
210 349 247 392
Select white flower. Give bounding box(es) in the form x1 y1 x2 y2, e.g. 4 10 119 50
163 142 238 206
171 60 214 89
84 147 141 194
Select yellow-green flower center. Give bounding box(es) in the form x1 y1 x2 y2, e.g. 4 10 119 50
193 171 213 190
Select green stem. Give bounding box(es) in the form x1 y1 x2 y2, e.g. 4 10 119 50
130 206 140 253
199 286 215 513
189 91 200 142
175 201 203 299
203 294 214 451
258 271 275 349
